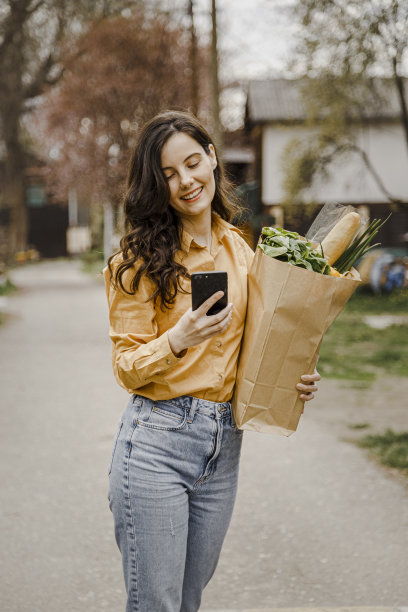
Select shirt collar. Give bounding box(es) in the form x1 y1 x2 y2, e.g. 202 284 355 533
180 212 242 254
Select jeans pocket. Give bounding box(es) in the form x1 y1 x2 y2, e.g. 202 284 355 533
108 421 123 475
137 400 187 431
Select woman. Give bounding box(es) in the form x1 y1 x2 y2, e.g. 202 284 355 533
104 110 320 612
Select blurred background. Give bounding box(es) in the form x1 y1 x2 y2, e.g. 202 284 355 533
1 1 408 611
0 0 407 268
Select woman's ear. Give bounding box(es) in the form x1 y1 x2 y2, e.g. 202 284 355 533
208 144 217 170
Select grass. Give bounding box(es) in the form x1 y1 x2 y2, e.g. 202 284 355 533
0 277 17 326
0 277 17 296
80 250 105 278
318 287 408 382
348 422 371 430
354 429 408 476
324 288 408 478
345 287 408 314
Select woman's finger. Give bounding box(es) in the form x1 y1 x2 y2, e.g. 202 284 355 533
296 383 318 393
301 372 321 382
198 291 226 316
206 305 232 328
300 392 315 402
202 310 232 338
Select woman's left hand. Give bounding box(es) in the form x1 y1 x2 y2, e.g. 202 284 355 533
296 367 320 409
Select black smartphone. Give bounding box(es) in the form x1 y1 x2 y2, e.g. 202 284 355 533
191 271 228 316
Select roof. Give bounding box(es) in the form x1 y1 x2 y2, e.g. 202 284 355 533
246 77 408 124
222 147 254 164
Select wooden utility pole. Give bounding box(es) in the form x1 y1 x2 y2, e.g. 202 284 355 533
188 0 199 116
211 0 222 151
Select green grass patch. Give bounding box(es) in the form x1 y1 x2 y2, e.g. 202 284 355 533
81 250 105 277
339 379 373 390
355 429 408 476
346 287 408 315
319 287 408 381
0 278 17 326
348 422 371 430
0 277 17 296
319 319 408 380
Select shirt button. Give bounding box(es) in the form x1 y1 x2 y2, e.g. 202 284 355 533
217 374 222 381
166 359 172 365
216 341 222 348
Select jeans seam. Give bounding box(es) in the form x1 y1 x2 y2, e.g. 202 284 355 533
125 420 139 611
192 417 221 489
108 421 123 476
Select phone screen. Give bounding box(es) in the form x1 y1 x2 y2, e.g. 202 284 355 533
191 271 228 315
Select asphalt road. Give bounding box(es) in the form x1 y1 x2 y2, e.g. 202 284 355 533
1 260 407 612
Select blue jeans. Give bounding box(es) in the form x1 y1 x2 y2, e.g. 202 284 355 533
108 394 243 612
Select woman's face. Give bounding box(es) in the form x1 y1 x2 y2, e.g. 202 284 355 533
160 132 217 221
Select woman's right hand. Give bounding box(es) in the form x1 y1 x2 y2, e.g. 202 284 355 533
168 291 233 356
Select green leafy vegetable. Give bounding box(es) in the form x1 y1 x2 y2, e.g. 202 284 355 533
258 227 330 275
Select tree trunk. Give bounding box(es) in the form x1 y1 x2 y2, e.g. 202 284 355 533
211 0 222 151
1 119 28 260
103 201 114 263
188 0 199 116
0 16 28 262
393 64 408 155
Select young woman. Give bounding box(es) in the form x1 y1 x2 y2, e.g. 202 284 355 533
104 110 320 612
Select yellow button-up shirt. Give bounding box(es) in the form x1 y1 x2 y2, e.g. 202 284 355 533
103 214 254 402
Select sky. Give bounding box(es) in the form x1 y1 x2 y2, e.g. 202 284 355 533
211 0 299 127
210 0 299 80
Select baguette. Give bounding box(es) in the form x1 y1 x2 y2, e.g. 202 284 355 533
321 212 361 265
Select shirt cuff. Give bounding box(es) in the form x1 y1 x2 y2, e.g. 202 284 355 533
164 331 187 361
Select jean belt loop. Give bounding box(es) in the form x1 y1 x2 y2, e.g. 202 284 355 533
187 397 198 424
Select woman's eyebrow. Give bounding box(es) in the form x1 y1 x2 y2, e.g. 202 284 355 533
162 152 202 171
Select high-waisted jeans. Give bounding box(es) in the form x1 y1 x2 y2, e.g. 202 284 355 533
108 393 243 612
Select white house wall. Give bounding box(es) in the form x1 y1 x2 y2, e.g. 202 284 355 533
262 123 408 205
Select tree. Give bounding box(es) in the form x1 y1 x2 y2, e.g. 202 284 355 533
0 0 138 261
32 9 210 240
283 0 408 203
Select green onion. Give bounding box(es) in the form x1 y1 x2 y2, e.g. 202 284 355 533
333 213 391 273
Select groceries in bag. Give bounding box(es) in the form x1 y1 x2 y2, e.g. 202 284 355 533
232 207 390 436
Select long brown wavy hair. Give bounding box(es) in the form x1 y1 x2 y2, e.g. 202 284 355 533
108 110 241 310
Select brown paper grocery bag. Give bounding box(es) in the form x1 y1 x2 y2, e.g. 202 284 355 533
232 249 360 436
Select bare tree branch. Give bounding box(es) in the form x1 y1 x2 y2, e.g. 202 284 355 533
0 0 31 58
26 0 47 14
392 58 408 151
22 8 66 100
349 143 403 204
319 142 403 204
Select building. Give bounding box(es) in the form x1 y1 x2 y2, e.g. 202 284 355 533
245 78 408 247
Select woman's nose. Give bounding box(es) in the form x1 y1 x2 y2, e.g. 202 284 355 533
179 171 193 189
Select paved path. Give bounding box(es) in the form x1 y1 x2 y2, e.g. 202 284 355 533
202 610 408 612
0 260 407 612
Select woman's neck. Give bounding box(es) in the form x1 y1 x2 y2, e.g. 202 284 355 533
181 209 212 250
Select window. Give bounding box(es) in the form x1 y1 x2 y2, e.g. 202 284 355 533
26 185 46 208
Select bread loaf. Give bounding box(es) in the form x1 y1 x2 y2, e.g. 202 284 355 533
321 212 361 265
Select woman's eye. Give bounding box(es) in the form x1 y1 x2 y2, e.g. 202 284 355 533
188 161 199 169
165 174 175 181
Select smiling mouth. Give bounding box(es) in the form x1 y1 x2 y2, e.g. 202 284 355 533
180 186 203 201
